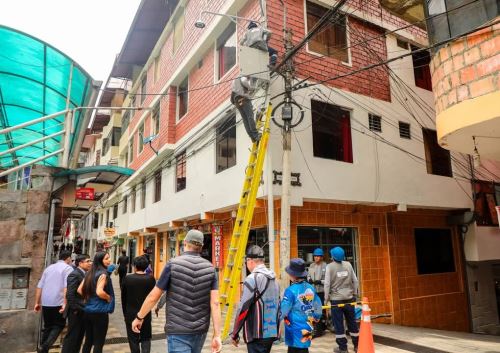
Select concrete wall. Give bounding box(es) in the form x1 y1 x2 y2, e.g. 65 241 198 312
0 166 54 353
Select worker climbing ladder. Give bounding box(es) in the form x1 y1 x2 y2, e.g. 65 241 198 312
219 100 273 340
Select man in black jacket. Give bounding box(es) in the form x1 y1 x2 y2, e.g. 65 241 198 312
61 254 92 353
117 250 130 287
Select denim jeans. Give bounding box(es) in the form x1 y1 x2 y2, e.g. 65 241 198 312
166 333 207 353
231 93 260 142
331 299 359 351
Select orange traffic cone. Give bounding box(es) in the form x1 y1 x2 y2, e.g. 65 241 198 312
357 297 375 353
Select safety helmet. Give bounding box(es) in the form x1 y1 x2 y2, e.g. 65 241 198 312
248 21 258 29
312 248 324 257
330 247 345 262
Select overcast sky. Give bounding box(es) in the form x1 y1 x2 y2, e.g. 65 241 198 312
0 0 141 81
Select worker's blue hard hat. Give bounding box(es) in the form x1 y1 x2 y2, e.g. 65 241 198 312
312 248 324 257
330 247 345 262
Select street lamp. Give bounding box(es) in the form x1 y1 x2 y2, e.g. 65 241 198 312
194 10 260 29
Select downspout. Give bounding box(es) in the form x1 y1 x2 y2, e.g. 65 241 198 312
45 198 62 267
266 152 275 272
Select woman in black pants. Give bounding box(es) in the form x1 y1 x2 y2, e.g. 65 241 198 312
78 252 114 353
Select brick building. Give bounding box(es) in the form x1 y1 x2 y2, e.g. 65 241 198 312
78 0 492 332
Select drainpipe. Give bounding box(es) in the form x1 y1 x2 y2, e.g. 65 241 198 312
266 153 275 272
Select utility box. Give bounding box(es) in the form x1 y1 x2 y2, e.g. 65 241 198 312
239 46 270 82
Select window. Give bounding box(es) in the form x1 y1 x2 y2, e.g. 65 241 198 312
217 23 237 79
372 228 381 246
122 110 130 133
176 152 186 192
154 170 162 203
102 138 110 156
368 114 382 132
399 122 411 139
154 56 160 82
172 10 185 54
105 209 110 227
396 38 409 49
131 188 136 213
311 100 353 163
216 114 237 173
474 181 500 226
138 123 144 154
414 228 455 274
177 77 188 119
411 45 432 91
99 213 103 227
128 139 134 164
140 75 147 104
422 128 452 177
306 1 348 62
93 213 98 229
113 204 118 219
123 195 128 214
110 127 121 146
140 179 146 209
151 103 160 136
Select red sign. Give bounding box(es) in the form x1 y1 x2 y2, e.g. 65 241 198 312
212 225 223 269
76 187 95 200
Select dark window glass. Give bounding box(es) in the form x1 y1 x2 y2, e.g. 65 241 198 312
123 195 128 214
113 204 118 219
140 179 146 209
140 76 147 104
102 138 110 156
307 1 348 62
216 114 237 173
411 45 432 91
154 170 162 203
414 228 455 274
178 77 189 119
131 188 136 213
474 181 500 226
176 152 187 192
93 213 98 229
111 127 121 146
422 128 452 177
368 114 382 132
311 100 353 163
217 23 237 79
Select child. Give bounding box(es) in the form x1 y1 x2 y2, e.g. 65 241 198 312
281 258 323 353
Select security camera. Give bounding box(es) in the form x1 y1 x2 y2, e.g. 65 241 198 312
194 19 206 29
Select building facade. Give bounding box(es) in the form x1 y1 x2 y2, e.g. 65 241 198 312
79 0 500 332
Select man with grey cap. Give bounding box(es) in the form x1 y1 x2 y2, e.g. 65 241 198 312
231 245 280 353
131 229 222 353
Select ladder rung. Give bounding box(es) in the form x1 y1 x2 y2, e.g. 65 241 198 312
220 294 227 298
224 278 230 282
229 247 238 251
227 262 234 267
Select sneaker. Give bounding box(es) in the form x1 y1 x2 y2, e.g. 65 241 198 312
252 133 262 144
333 348 348 353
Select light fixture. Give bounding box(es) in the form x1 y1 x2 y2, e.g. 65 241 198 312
473 136 481 168
194 19 206 28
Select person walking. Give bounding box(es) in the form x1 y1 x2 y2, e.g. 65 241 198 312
231 245 280 353
281 258 323 353
61 254 92 353
307 248 327 337
324 247 359 353
78 252 115 353
117 250 129 287
34 250 73 353
121 256 156 353
131 229 222 353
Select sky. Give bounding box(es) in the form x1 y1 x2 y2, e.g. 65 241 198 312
0 0 141 81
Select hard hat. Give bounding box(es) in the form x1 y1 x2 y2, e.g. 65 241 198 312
330 247 345 262
312 248 324 257
248 21 258 29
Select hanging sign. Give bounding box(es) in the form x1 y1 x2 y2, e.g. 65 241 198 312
212 225 223 269
103 228 116 237
76 187 95 200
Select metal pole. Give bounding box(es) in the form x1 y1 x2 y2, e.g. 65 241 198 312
0 149 64 178
61 110 73 168
266 152 275 272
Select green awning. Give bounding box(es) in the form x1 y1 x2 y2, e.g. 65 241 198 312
0 25 94 168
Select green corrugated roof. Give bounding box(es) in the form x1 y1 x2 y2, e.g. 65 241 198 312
0 25 94 168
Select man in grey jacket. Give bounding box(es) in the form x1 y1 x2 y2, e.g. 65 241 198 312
324 247 359 353
307 248 327 337
231 245 280 353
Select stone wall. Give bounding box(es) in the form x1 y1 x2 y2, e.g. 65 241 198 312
0 166 54 352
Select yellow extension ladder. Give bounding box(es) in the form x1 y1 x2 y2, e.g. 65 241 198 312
219 101 273 340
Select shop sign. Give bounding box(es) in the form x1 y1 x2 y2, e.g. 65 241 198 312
75 187 95 200
212 225 223 269
103 228 116 237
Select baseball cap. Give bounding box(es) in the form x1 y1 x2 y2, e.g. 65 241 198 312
184 229 204 246
246 245 264 259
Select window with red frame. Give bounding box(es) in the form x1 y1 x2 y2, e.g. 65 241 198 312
474 181 500 226
411 45 432 91
176 152 186 192
311 100 353 163
217 23 237 80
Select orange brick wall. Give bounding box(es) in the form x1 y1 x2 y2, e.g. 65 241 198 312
431 21 500 114
213 201 468 331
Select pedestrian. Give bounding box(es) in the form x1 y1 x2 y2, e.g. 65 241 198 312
281 258 323 353
78 251 115 353
121 256 156 353
231 245 280 353
307 248 327 337
34 250 73 353
117 250 129 286
61 254 92 353
324 247 359 353
131 229 222 353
